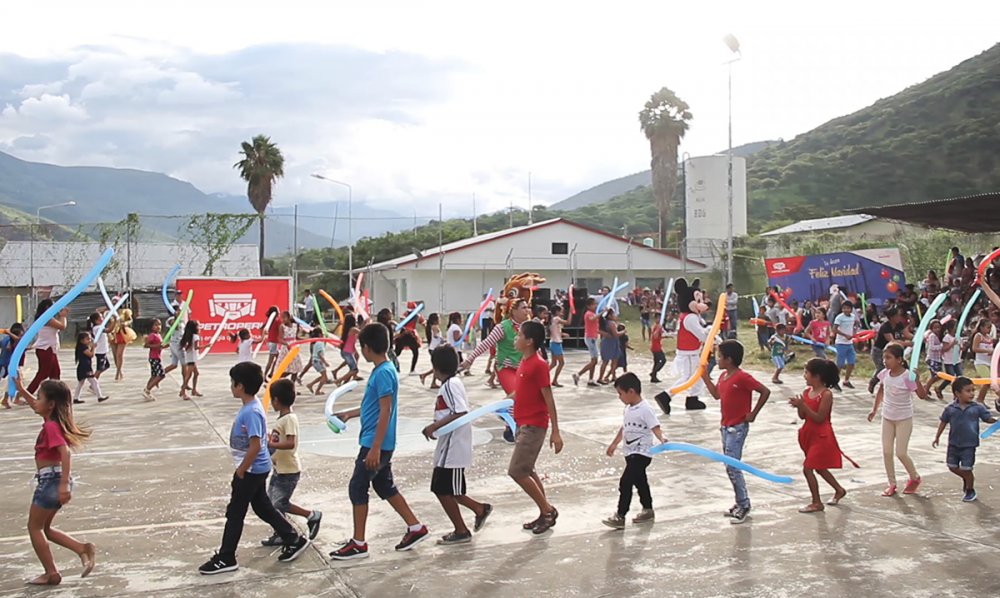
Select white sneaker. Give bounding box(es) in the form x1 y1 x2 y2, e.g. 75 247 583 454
142 389 154 401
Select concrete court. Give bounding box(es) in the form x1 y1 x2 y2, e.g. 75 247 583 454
2 346 1000 597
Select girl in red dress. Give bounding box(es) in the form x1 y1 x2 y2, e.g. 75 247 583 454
789 358 848 512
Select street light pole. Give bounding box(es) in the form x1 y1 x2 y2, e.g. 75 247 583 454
311 174 353 289
723 34 741 286
32 201 76 313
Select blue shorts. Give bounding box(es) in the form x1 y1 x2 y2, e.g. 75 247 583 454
268 342 279 355
312 358 325 372
349 447 399 505
835 344 856 366
341 351 358 371
550 342 563 356
584 337 599 359
33 469 72 510
772 355 786 370
947 445 976 470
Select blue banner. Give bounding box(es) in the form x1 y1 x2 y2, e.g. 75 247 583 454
765 248 905 306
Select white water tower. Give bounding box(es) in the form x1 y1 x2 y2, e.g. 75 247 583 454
684 155 747 265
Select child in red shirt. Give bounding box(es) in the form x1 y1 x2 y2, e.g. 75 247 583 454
701 340 771 525
649 321 666 383
573 299 600 387
510 320 563 534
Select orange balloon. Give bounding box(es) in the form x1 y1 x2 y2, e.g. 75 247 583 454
262 345 300 411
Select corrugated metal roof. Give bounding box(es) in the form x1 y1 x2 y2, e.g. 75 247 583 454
760 214 876 236
0 241 259 289
849 193 1000 233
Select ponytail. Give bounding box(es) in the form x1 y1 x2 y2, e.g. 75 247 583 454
806 357 840 388
884 342 906 367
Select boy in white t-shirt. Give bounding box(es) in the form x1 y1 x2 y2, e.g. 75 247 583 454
603 373 665 529
422 345 492 545
832 301 857 389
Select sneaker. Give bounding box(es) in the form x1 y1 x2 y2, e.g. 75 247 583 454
572 373 580 387
199 553 238 575
436 531 472 545
261 533 282 547
602 513 626 530
994 398 1000 413
587 381 600 387
474 503 493 532
786 352 796 363
843 381 854 389
329 540 369 561
902 478 921 494
408 371 420 377
142 389 151 401
963 489 978 502
74 399 85 404
724 505 738 517
395 526 429 551
650 376 661 383
277 536 310 562
730 506 750 525
632 508 655 524
772 379 783 385
98 396 110 403
868 380 877 395
503 428 515 444
307 511 323 540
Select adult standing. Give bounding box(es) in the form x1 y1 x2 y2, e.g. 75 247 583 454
828 285 843 321
26 300 67 394
108 305 133 381
868 307 913 394
302 289 315 325
480 294 496 341
725 284 739 339
639 289 652 342
946 246 964 287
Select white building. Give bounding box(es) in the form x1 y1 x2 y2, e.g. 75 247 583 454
360 218 707 313
684 154 747 267
760 214 925 242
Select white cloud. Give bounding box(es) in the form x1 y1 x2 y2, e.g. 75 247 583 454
6 93 88 122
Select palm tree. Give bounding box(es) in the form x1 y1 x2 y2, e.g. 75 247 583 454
235 135 285 271
639 88 692 249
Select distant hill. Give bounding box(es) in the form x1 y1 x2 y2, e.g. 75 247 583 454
551 140 776 210
746 43 1000 229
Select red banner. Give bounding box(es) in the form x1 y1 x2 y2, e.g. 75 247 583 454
176 277 291 354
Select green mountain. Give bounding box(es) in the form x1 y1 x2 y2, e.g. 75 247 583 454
747 43 1000 230
551 140 776 211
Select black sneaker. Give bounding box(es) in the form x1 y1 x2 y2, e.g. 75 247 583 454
307 511 323 540
277 536 310 563
832 383 842 392
868 380 877 395
724 505 738 517
650 376 661 383
843 381 854 389
395 526 429 551
503 428 515 444
730 506 750 525
587 381 600 387
97 396 110 403
329 540 369 561
199 553 238 575
261 533 282 547
73 399 85 404
436 531 472 545
474 503 493 532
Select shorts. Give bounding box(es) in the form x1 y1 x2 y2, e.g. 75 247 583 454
835 344 856 366
349 447 399 505
95 354 110 373
550 342 563 356
976 364 991 378
947 444 976 470
640 314 651 327
268 472 301 512
772 355 786 370
149 358 164 378
508 424 547 478
927 360 943 375
312 358 325 372
341 351 358 371
584 337 599 359
268 342 279 355
430 467 467 496
169 346 183 367
33 469 71 510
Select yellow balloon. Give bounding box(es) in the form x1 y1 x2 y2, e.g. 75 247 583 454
15 295 22 322
263 345 300 411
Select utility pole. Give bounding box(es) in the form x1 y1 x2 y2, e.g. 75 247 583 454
473 193 478 236
528 172 533 225
293 204 298 299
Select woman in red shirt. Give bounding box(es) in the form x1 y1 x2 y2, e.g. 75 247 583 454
263 306 281 378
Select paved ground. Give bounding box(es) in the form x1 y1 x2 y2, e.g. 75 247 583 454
2 347 1000 597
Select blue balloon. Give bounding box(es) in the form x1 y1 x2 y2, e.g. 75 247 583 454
598 280 630 312
435 398 514 436
981 420 1000 440
955 289 981 363
293 316 313 330
790 334 836 354
649 442 793 483
395 302 425 331
496 407 517 435
92 292 130 341
909 292 948 380
9 248 114 395
162 264 180 314
659 277 674 327
752 296 760 317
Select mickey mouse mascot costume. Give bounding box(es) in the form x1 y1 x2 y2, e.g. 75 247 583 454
655 277 712 414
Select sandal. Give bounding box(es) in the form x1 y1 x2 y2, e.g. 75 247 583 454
532 507 558 535
522 515 543 530
798 504 824 513
881 485 897 497
903 478 921 494
826 490 847 506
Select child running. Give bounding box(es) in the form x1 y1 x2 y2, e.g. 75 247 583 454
769 323 789 384
597 310 622 385
305 328 331 395
143 318 164 401
164 316 183 381
86 313 110 380
73 332 107 404
602 373 664 529
180 320 203 399
573 298 600 387
789 358 848 512
418 313 443 387
933 376 997 502
334 314 361 387
548 305 567 387
805 307 830 359
331 323 428 560
701 340 771 524
13 376 95 585
421 345 493 545
868 342 931 497
649 319 666 383
972 318 996 405
199 362 310 574
261 378 323 545
936 320 962 399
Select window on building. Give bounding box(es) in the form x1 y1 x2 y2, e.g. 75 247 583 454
551 242 569 255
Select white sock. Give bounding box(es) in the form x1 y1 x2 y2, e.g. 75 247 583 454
352 538 366 546
408 523 423 532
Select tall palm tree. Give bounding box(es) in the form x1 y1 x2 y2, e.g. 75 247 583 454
235 135 285 271
639 88 692 249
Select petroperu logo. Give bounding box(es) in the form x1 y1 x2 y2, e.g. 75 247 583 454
209 293 257 320
771 261 789 273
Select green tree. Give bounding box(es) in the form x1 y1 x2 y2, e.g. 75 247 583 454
639 87 692 248
234 135 285 272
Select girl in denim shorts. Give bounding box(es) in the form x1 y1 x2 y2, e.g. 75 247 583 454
12 376 95 586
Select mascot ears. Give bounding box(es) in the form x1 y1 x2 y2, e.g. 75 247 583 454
674 277 708 315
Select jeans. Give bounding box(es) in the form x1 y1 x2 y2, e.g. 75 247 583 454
721 422 750 508
220 471 299 560
727 309 738 332
651 350 666 378
938 363 964 390
617 454 652 516
869 346 885 388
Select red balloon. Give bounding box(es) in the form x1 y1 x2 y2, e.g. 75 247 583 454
782 288 793 299
887 281 898 293
881 269 890 278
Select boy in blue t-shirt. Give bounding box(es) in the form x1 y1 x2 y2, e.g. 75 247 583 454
933 376 998 502
331 322 428 560
199 362 310 575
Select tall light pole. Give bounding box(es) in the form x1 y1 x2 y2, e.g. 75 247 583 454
32 201 76 312
311 174 353 289
723 33 741 286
